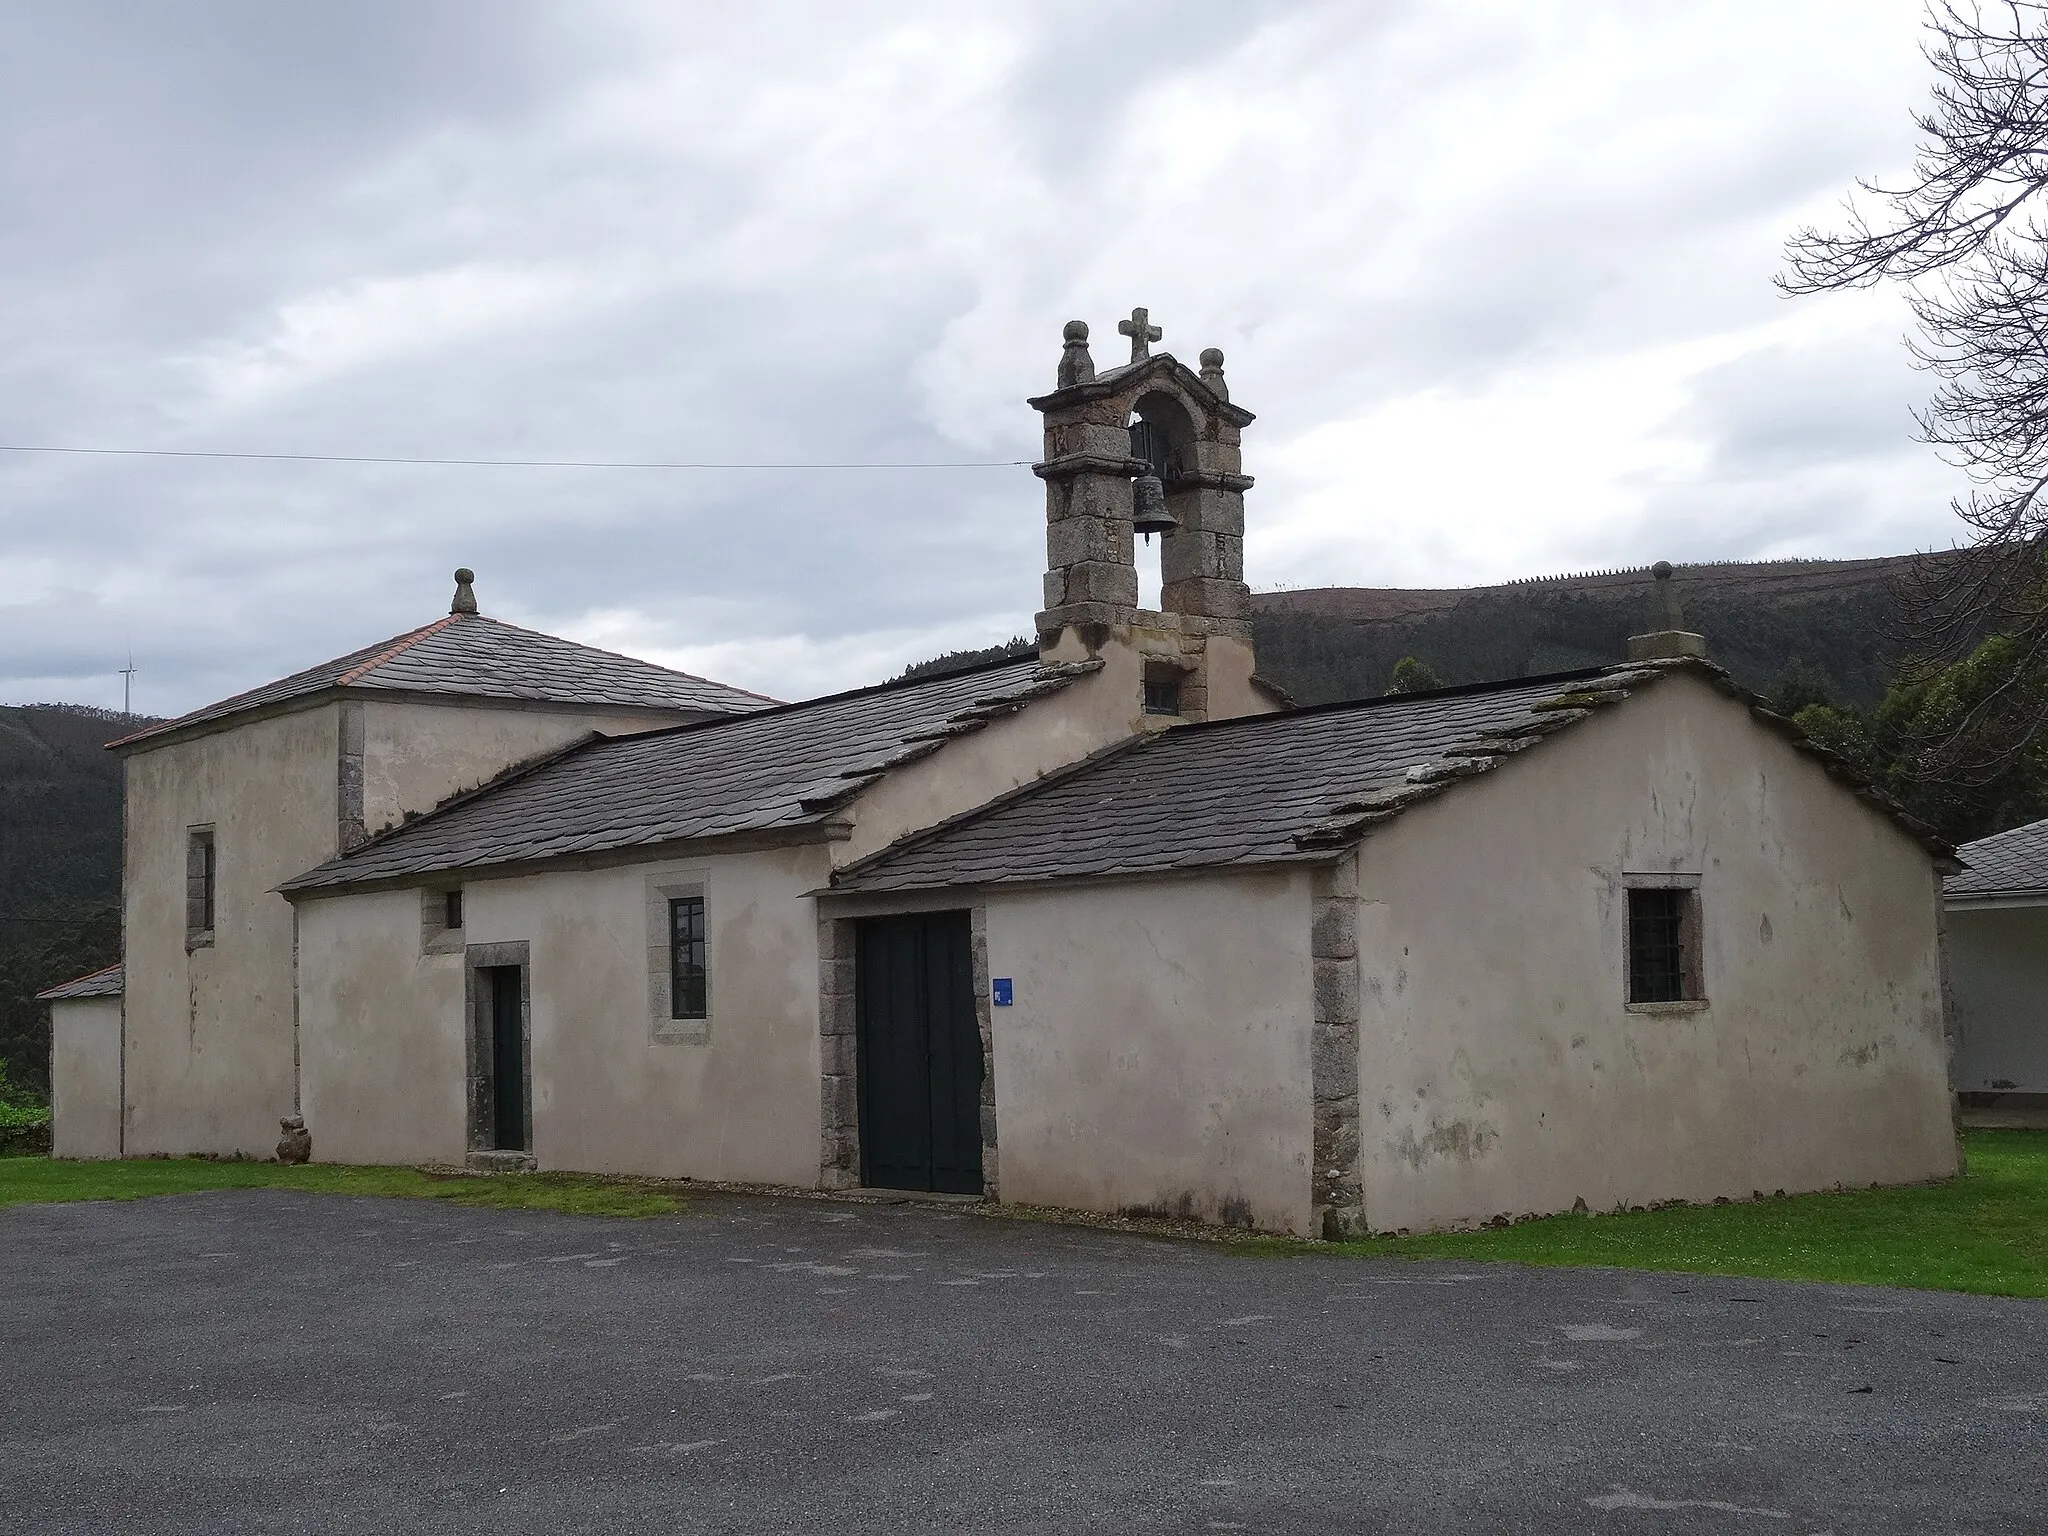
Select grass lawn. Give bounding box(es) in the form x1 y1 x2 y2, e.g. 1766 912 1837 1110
4 1133 2044 1300
0 1156 681 1220
1327 1130 2048 1299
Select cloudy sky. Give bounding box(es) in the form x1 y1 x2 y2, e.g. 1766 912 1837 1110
0 1 1968 713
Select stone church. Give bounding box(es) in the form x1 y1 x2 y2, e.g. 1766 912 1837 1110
45 314 1962 1236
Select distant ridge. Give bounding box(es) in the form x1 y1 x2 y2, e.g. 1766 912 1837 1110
0 703 150 1095
1250 552 1952 709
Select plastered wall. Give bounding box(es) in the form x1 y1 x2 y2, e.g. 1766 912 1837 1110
978 869 1317 1235
358 699 689 837
297 887 469 1166
1948 905 2048 1092
296 843 831 1182
840 631 1273 867
1353 671 1956 1233
122 705 339 1156
50 996 122 1159
118 693 711 1158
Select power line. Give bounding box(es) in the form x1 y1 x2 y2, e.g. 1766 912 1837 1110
0 444 1032 471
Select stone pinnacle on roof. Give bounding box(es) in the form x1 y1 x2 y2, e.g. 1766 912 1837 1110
451 568 478 616
1056 320 1095 388
1627 561 1707 662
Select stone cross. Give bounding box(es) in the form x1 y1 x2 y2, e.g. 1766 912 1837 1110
1118 307 1162 364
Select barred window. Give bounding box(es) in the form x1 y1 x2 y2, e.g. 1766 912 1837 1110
669 895 708 1020
1627 886 1702 1005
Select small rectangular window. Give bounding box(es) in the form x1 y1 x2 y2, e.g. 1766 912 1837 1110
1627 886 1701 1005
1143 666 1182 717
185 826 216 945
669 895 708 1020
445 889 464 931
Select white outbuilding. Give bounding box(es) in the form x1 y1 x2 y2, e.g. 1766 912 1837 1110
1946 816 2048 1127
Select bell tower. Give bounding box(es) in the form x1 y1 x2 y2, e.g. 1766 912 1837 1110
1027 309 1268 723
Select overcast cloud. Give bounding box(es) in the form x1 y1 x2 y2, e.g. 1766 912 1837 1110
0 0 1968 713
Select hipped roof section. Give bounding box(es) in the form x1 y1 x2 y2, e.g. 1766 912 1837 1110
829 658 1955 896
110 612 778 753
1948 815 2048 902
279 656 1102 896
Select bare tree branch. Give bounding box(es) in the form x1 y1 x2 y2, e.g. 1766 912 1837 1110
1782 1 2048 789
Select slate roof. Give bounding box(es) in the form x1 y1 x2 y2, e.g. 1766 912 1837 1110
110 612 777 751
37 963 123 1001
279 657 1101 894
831 659 1952 895
1948 816 2048 902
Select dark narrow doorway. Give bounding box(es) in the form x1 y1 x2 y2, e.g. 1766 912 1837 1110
855 911 982 1194
486 964 526 1152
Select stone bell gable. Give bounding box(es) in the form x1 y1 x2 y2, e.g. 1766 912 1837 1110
1028 309 1268 724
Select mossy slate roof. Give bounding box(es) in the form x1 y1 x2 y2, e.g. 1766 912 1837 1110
280 658 1094 894
830 670 1625 894
111 612 776 751
831 658 1951 895
1949 816 2048 901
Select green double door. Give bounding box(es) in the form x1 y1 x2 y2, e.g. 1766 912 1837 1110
854 912 983 1195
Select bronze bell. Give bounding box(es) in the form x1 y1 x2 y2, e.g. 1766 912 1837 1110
1132 473 1178 541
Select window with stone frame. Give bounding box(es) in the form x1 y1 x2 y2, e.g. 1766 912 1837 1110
420 885 465 956
669 894 708 1020
1626 884 1704 1006
645 874 710 1043
185 825 216 947
1142 660 1184 717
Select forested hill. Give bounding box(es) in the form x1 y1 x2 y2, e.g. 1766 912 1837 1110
1250 554 1947 708
0 705 144 1093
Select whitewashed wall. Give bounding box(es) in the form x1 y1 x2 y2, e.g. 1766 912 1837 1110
122 705 339 1157
1352 670 1956 1234
978 870 1318 1235
1948 904 2048 1092
298 843 834 1181
49 996 123 1159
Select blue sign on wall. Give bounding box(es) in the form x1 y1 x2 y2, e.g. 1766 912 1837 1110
992 978 1013 1007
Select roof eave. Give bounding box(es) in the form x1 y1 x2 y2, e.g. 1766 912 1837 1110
281 820 847 903
1945 887 2048 909
816 848 1342 903
109 684 739 757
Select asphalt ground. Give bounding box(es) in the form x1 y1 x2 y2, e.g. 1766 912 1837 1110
3 1189 2044 1534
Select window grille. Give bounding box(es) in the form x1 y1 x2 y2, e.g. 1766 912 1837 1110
1627 886 1700 1004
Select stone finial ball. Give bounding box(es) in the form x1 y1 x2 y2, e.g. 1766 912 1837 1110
1063 320 1089 342
1651 560 1673 579
1199 347 1225 368
455 567 475 584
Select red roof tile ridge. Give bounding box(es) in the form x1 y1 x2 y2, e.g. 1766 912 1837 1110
335 614 463 686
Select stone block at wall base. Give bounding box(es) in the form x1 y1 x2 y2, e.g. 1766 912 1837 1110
465 1149 537 1174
